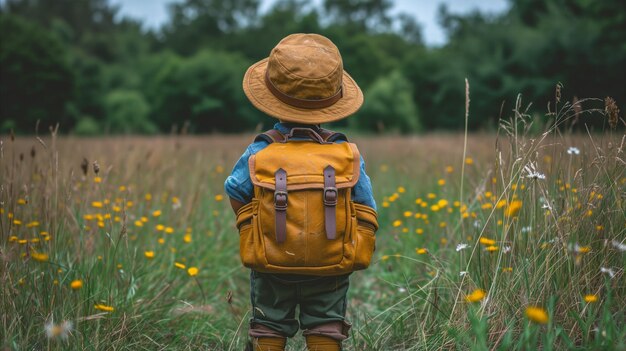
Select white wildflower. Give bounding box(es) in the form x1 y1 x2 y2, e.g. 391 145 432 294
600 267 615 279
521 226 532 233
456 243 469 252
398 287 406 293
567 147 580 155
45 320 73 340
611 240 626 252
524 162 546 180
459 271 468 277
502 246 512 253
473 220 482 229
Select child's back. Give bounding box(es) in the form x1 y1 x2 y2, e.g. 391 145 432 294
225 34 378 351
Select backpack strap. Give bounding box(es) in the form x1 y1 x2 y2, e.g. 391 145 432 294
274 168 288 243
318 128 348 143
323 165 337 240
254 129 287 144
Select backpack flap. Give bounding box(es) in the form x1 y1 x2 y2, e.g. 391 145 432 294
246 141 362 274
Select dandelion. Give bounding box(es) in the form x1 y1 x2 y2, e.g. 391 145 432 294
525 306 549 324
403 211 412 217
214 194 224 201
91 201 103 208
144 251 155 259
456 243 469 252
567 147 580 155
175 262 186 269
94 304 114 312
465 289 486 303
70 280 83 290
465 157 474 165
392 220 402 227
17 198 27 205
45 320 73 340
156 224 165 231
134 220 143 227
152 210 162 217
415 248 428 255
94 176 102 183
445 166 453 173
437 179 445 186
187 267 199 277
415 228 424 235
584 294 598 303
13 219 22 225
502 267 513 272
165 227 174 234
397 186 406 193
184 234 192 243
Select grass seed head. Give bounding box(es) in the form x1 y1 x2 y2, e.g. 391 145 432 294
604 97 620 129
81 158 88 176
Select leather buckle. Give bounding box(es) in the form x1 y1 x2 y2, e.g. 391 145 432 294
274 190 288 210
323 187 338 206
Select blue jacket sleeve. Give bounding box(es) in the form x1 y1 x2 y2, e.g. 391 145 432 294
224 145 255 204
352 155 377 210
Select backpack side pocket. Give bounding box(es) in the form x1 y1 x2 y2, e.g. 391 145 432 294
236 200 258 268
352 202 378 270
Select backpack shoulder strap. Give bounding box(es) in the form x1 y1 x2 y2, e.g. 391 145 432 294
254 129 287 144
318 128 348 143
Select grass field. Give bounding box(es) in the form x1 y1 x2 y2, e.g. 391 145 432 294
1 116 625 349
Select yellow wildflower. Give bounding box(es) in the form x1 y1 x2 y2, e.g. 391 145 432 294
486 245 498 252
465 157 474 165
91 201 103 208
416 248 428 255
144 251 155 259
215 194 224 201
415 228 424 235
525 306 549 324
465 289 486 303
93 176 102 183
438 179 446 186
445 166 453 173
152 210 162 217
94 304 114 312
70 280 83 290
183 234 192 243
427 193 436 199
479 237 496 245
397 186 406 193
134 220 143 227
187 267 199 277
31 251 49 262
392 220 402 227
403 211 412 217
156 224 165 231
584 294 598 303
505 200 522 217
13 219 22 225
175 262 186 269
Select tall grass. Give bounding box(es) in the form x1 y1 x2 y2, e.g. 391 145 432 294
1 95 624 350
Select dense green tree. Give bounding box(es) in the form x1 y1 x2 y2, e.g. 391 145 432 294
0 14 74 132
352 70 421 133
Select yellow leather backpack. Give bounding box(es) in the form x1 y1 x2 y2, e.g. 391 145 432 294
235 127 378 276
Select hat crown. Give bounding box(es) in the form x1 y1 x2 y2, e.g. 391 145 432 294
267 34 343 100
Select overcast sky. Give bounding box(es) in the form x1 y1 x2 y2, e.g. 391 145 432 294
110 0 509 46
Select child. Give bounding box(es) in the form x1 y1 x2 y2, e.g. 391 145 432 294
225 33 377 351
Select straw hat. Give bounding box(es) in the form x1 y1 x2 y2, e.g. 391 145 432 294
243 33 363 124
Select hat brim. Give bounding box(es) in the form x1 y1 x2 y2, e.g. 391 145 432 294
243 58 363 124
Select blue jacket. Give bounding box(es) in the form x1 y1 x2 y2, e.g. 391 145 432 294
224 123 376 210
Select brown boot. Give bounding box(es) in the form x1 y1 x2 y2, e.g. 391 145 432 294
253 337 287 351
305 335 341 351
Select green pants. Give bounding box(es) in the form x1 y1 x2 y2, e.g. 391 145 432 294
249 270 350 338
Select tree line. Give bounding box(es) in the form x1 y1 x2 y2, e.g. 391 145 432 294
1 0 624 134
